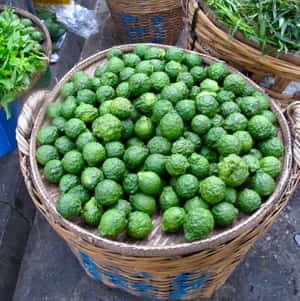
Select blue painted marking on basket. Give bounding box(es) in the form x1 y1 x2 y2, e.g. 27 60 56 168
168 272 207 298
121 15 146 43
151 16 165 43
78 251 102 281
78 250 154 297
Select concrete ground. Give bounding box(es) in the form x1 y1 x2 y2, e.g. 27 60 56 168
0 0 299 300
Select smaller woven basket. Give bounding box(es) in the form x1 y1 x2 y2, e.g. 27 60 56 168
105 0 183 44
184 0 300 106
17 44 300 299
0 5 52 106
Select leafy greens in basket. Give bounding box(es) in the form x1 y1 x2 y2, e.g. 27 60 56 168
0 7 47 118
206 0 300 56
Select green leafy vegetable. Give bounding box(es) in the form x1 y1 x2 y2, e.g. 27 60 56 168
206 0 300 55
0 7 47 118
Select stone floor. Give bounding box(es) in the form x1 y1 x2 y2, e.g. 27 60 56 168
0 1 299 300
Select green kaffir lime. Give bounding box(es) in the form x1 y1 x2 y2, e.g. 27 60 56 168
123 173 139 195
166 154 189 176
94 65 107 78
107 48 123 59
36 145 59 166
223 112 248 133
130 193 156 216
106 56 125 74
77 89 96 105
223 73 246 95
44 160 65 183
204 127 227 150
105 141 125 158
81 167 104 190
217 134 241 156
188 153 209 179
184 53 202 69
184 196 209 212
138 171 161 195
59 174 80 193
37 126 59 145
224 187 237 204
123 146 149 170
135 92 157 114
96 85 115 103
177 72 194 89
110 97 133 119
183 208 214 242
199 176 226 205
135 60 154 76
184 131 202 151
75 103 98 123
61 96 78 119
144 154 167 176
217 154 249 187
233 131 253 154
56 193 81 219
116 82 131 98
47 102 62 119
211 202 238 226
128 73 152 96
102 158 126 181
175 174 199 199
82 197 103 226
82 142 106 166
62 150 85 174
242 155 260 173
119 67 135 82
95 179 123 206
128 211 152 239
151 99 173 123
165 60 182 79
150 72 170 93
248 115 273 140
258 137 284 158
260 156 282 178
98 209 127 237
191 114 211 135
64 118 86 139
113 199 132 217
238 188 261 213
55 136 75 155
162 207 185 233
121 119 134 140
123 53 141 68
207 63 228 82
175 99 196 121
171 137 195 157
134 44 150 58
75 131 96 152
200 79 220 93
219 101 240 117
159 186 180 211
68 185 90 205
190 66 207 84
92 114 122 141
52 116 66 133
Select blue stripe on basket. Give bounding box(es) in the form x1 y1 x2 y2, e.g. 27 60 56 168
151 16 165 44
78 251 154 297
121 15 146 43
168 272 207 299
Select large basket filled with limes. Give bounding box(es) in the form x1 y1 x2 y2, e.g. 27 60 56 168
17 44 300 299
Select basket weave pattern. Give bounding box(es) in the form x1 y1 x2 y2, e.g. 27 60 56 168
106 0 183 45
17 45 300 299
184 0 300 105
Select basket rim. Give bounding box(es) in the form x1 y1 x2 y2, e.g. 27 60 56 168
0 5 52 104
28 43 293 257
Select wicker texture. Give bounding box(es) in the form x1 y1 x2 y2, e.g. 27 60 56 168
0 5 52 104
106 0 183 44
17 44 300 299
184 0 300 105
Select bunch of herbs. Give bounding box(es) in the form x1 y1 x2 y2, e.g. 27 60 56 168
0 7 47 118
206 0 300 56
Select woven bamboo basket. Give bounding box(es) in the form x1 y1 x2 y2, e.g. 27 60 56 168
105 0 183 45
183 0 300 106
0 5 52 105
16 44 300 299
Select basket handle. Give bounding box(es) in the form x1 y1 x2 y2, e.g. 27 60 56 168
16 90 48 156
287 101 300 167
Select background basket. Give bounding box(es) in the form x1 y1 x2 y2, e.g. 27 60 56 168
105 0 183 44
0 5 52 101
17 44 300 299
184 0 300 106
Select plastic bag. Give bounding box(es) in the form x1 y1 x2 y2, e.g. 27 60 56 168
47 1 100 39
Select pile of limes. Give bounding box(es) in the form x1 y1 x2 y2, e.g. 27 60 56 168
36 45 284 242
